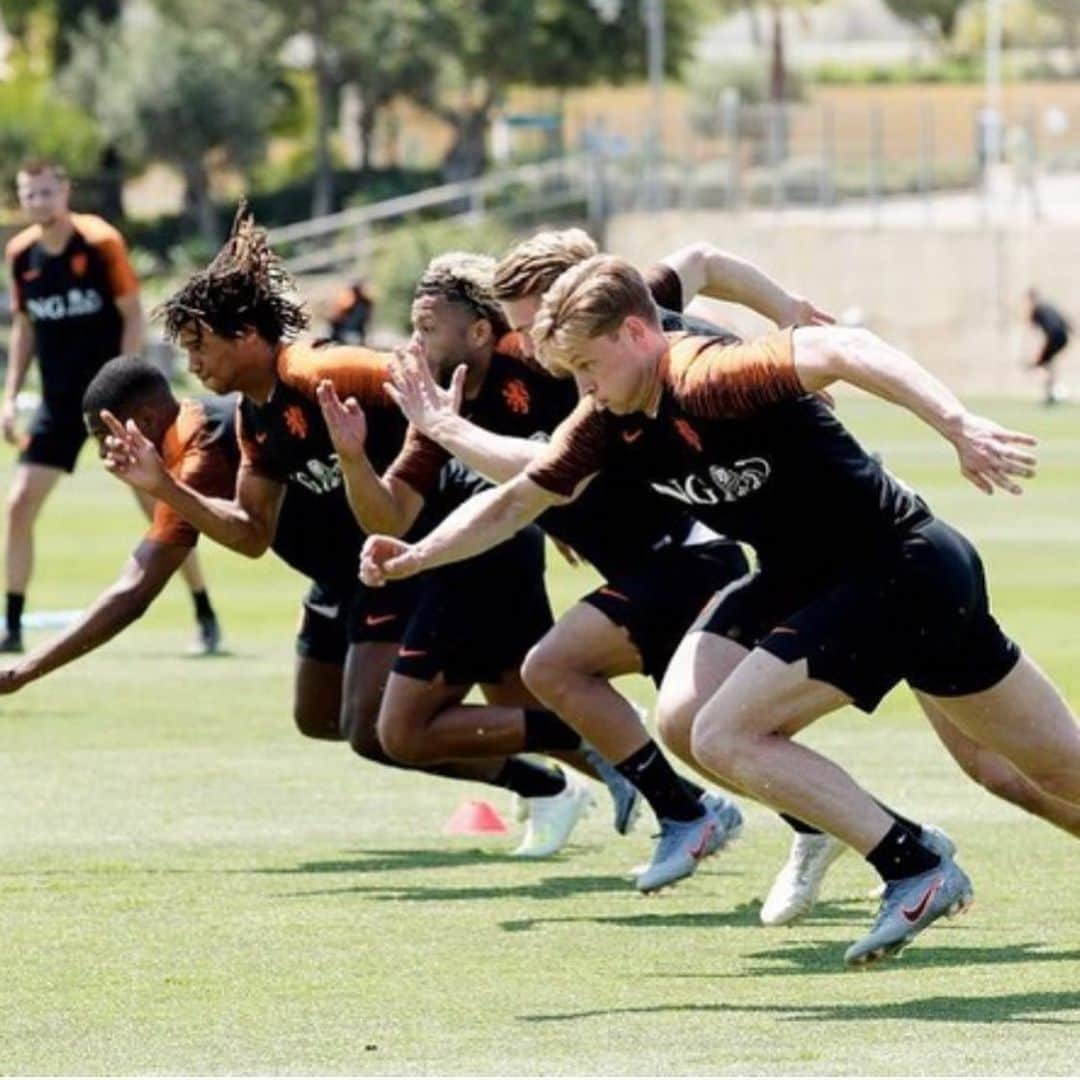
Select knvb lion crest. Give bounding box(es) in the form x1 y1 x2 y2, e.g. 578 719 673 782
283 404 309 439
502 378 530 415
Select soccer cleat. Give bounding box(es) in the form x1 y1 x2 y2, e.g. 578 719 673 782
629 790 742 877
635 799 733 894
191 613 223 656
760 832 846 926
844 857 974 967
512 772 594 858
868 825 957 899
0 632 24 654
583 743 642 836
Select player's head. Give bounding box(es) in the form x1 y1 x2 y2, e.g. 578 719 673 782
492 229 598 358
410 252 508 380
82 356 178 454
157 203 309 394
15 159 71 228
532 254 664 415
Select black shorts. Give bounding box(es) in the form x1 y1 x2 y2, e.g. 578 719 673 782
19 401 88 473
695 517 1020 712
583 539 750 682
295 577 418 665
393 525 553 686
1037 334 1068 367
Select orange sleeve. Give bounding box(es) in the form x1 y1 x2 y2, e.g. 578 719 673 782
383 424 449 497
667 330 805 419
524 396 609 498
76 215 139 298
278 341 394 406
146 406 239 547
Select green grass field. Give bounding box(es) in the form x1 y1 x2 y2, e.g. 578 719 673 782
1 397 1078 1075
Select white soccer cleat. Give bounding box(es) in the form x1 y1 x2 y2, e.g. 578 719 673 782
760 832 846 926
512 773 594 858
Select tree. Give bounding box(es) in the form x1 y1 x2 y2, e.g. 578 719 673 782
0 0 120 67
408 0 704 182
882 0 967 41
62 9 277 241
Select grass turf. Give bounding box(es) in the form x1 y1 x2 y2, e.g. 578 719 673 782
1 397 1078 1074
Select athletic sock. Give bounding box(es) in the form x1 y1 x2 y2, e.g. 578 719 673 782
491 758 567 798
780 813 821 834
615 740 703 822
866 822 941 883
681 777 707 801
522 709 583 752
875 802 923 841
5 592 24 636
191 589 215 621
780 802 924 839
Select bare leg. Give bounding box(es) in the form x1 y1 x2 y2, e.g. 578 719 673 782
132 488 207 594
5 463 63 595
689 649 895 853
918 691 1080 838
924 653 1080 813
293 654 345 740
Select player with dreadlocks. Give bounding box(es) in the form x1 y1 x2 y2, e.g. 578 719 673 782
99 205 620 848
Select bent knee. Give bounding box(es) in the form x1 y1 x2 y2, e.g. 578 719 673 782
521 644 566 701
342 703 384 760
292 704 342 742
376 714 432 767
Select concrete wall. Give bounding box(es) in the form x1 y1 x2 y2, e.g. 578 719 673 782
609 210 1078 396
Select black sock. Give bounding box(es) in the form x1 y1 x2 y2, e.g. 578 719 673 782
615 740 703 822
191 589 215 621
682 777 706 801
780 813 822 834
875 802 923 841
5 592 24 636
522 709 582 752
491 758 567 798
866 822 941 883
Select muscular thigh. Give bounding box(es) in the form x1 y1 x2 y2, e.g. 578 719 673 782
531 601 643 680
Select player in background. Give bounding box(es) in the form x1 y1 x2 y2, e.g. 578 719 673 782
2 159 222 655
1026 288 1071 405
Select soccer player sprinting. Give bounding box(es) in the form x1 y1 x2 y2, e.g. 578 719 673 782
2 159 222 655
359 254 1080 966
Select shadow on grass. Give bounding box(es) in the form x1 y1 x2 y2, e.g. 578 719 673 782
501 900 766 933
253 847 522 876
522 988 1080 1026
278 872 633 903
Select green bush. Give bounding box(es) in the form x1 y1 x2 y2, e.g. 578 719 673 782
370 216 515 334
0 71 103 200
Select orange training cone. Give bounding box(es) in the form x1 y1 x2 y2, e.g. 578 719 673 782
442 799 509 835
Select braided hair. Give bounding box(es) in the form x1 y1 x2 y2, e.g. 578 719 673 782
158 203 309 345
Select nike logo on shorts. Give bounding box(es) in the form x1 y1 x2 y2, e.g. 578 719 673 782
365 613 398 627
398 647 427 659
901 878 942 923
621 428 644 444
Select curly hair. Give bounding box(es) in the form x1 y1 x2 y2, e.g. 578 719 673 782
414 252 509 336
157 203 309 345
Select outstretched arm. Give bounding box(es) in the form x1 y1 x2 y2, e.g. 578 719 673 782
361 473 567 586
101 412 282 556
664 242 834 328
388 355 542 483
793 326 1038 495
0 540 187 693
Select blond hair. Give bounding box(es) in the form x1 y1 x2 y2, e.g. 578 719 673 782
532 254 660 374
415 251 507 333
492 229 599 301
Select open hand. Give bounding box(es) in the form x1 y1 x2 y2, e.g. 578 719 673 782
387 350 466 435
316 379 368 461
100 410 168 494
951 412 1038 495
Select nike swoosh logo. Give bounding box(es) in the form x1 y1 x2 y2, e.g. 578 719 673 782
398 647 427 658
22 268 41 281
621 429 644 443
305 601 340 620
772 627 798 635
901 878 942 923
689 821 716 860
598 586 630 602
365 613 398 627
